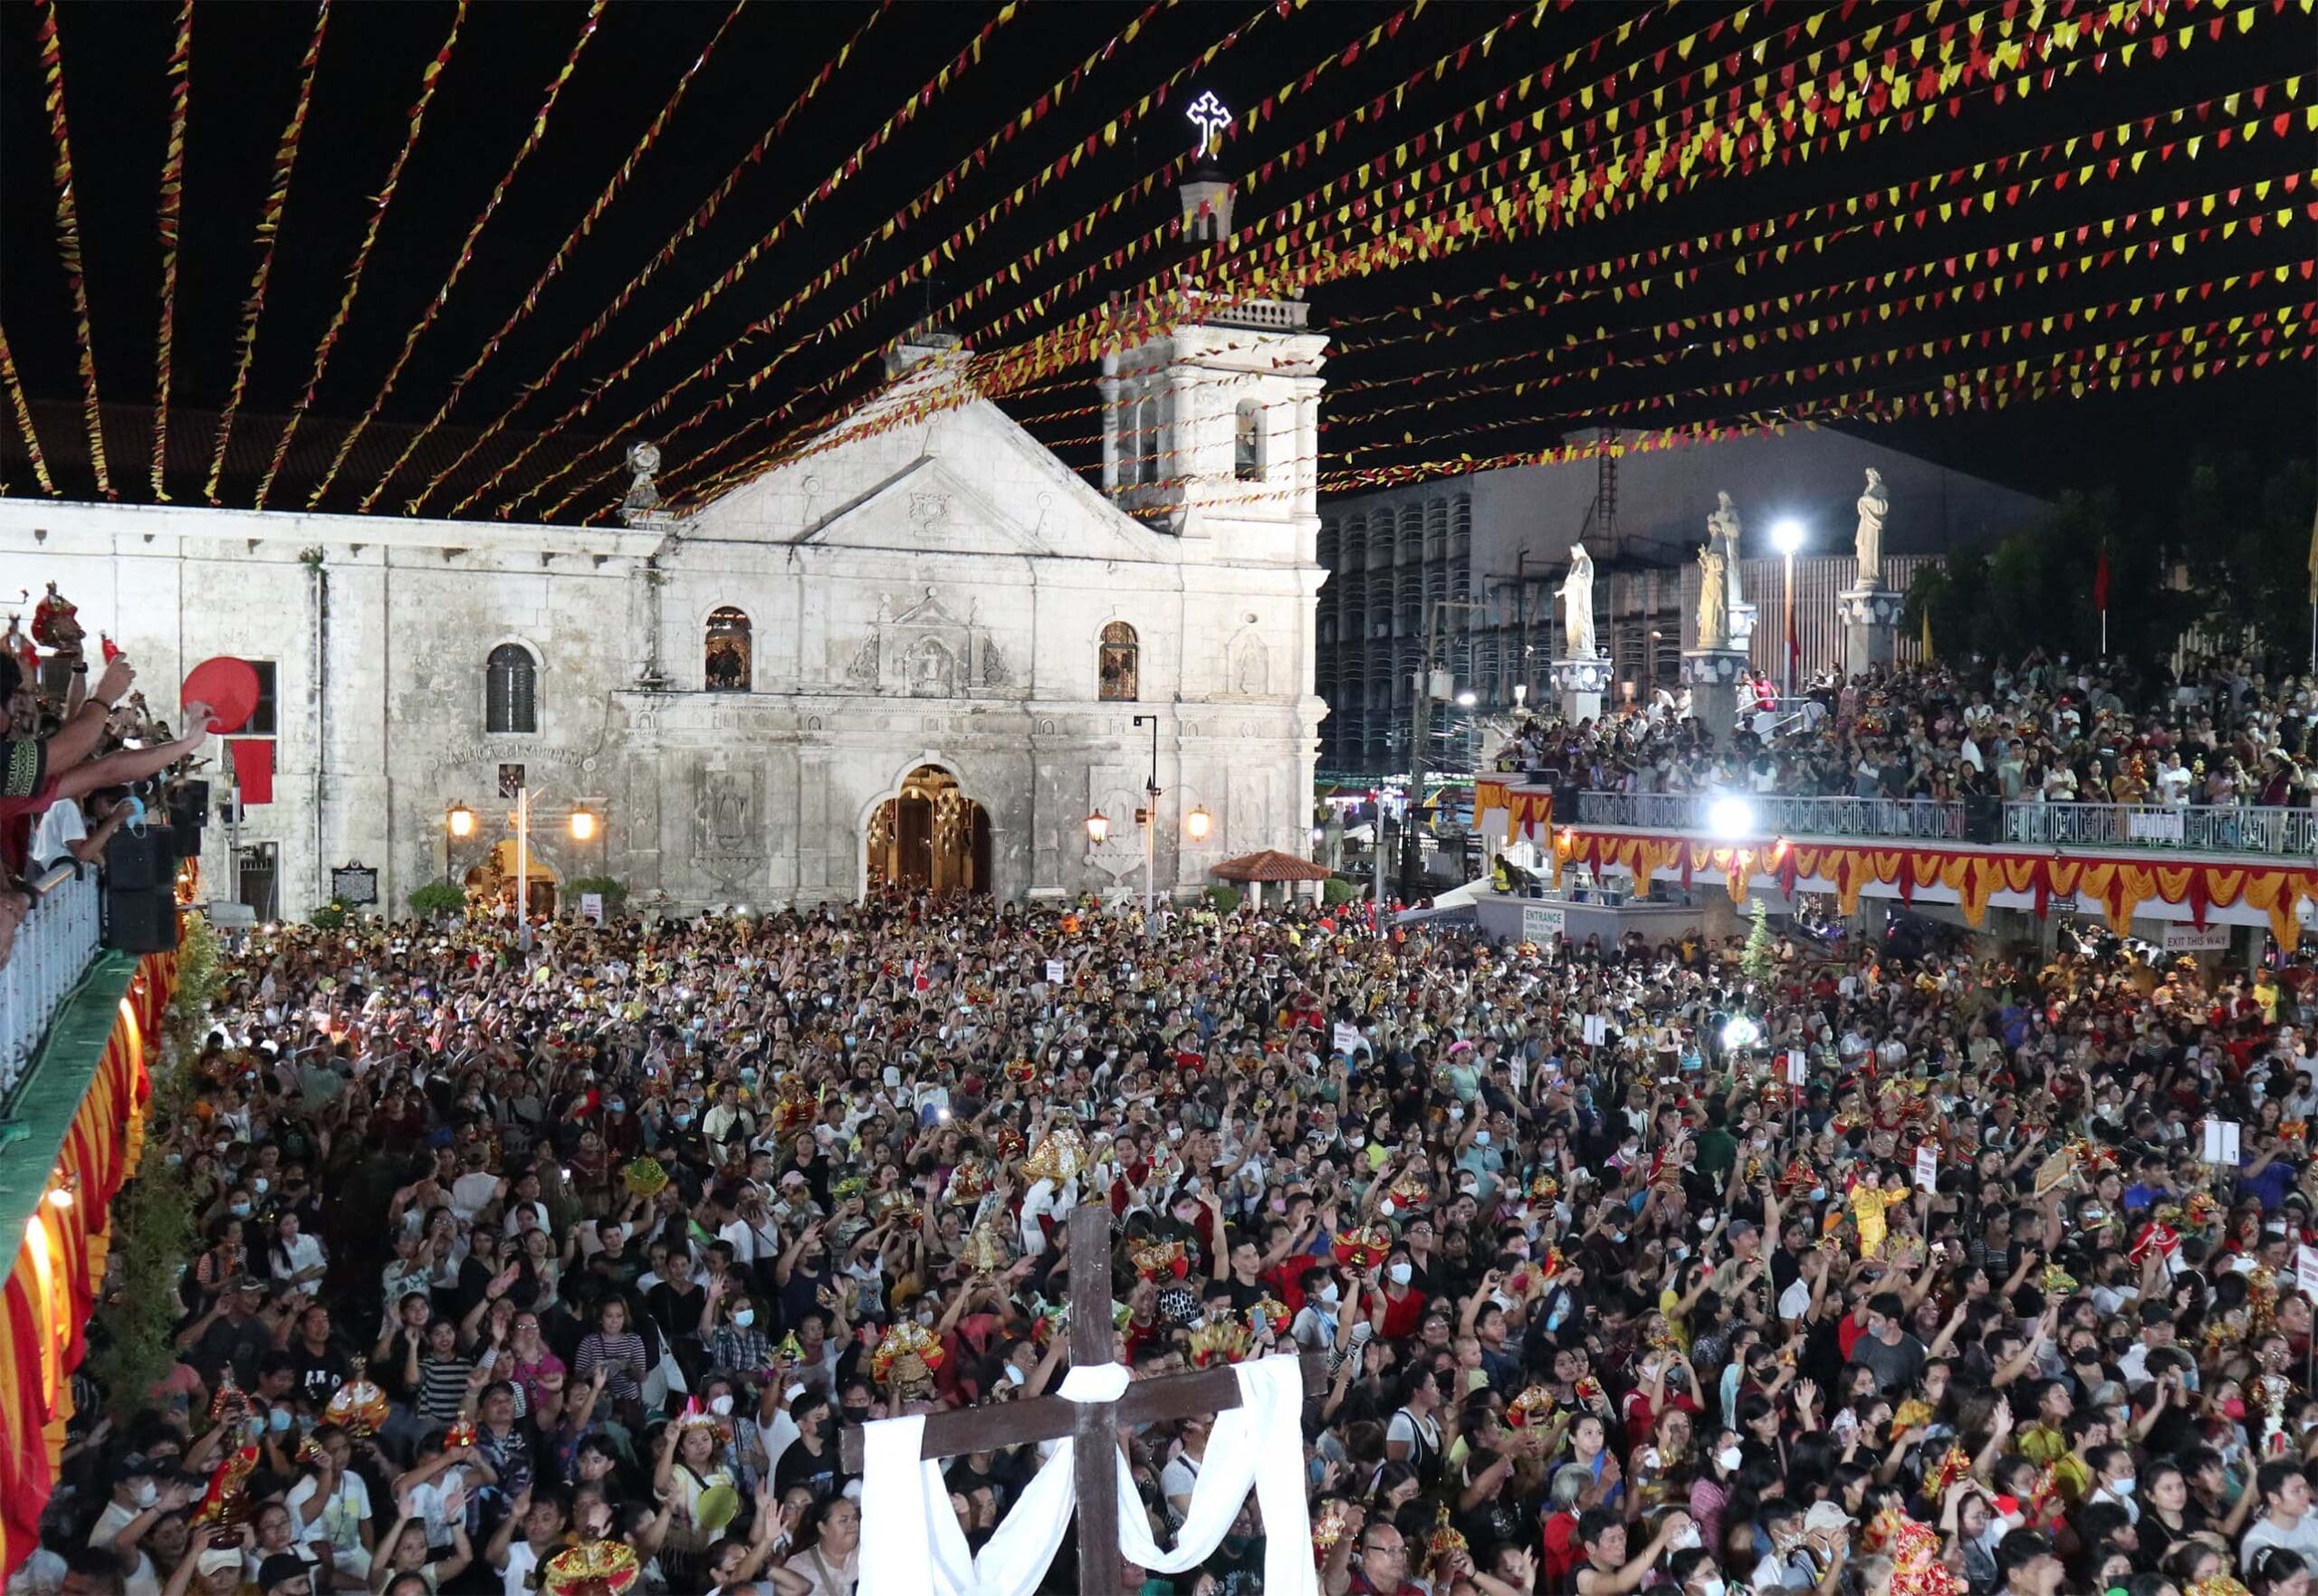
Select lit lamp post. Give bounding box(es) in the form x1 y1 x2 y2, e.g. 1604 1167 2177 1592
1131 713 1163 932
444 801 474 884
1084 810 1111 846
1771 518 1806 700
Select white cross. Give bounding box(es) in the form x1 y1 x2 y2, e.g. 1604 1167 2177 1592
1185 90 1232 158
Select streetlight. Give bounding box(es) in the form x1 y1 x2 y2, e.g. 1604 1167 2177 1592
569 808 598 842
1771 518 1806 700
1707 795 1758 841
444 802 474 886
1185 806 1212 843
1454 689 1478 708
1084 811 1111 846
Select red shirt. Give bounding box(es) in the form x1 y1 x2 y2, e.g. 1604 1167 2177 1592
0 738 53 877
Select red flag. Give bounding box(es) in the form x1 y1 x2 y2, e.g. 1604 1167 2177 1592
228 738 274 804
2093 545 2111 612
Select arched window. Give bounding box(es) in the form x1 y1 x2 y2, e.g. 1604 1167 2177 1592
1233 400 1264 482
1098 621 1139 702
485 644 537 734
704 607 752 692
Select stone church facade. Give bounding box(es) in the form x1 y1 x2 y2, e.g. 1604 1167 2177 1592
0 305 1327 917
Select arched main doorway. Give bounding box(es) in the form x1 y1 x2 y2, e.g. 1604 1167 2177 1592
465 838 560 916
866 765 991 894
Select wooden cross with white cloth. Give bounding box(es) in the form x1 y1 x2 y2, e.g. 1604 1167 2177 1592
840 1203 1329 1596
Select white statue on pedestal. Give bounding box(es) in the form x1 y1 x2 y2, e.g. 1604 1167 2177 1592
1557 542 1596 658
1854 468 1890 588
1709 491 1745 608
1696 546 1729 650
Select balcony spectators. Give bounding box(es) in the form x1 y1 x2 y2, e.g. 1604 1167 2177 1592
1493 652 2316 817
0 635 215 970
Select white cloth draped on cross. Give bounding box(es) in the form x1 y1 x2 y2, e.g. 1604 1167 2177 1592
859 1355 1317 1596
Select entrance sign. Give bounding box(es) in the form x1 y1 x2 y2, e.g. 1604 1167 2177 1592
1521 903 1566 940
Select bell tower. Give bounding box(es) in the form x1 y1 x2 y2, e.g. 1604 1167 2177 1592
1099 91 1327 564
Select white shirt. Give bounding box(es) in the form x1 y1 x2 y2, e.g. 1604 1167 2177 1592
500 1541 540 1596
27 800 85 869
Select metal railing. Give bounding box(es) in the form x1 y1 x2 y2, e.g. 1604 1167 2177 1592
2002 802 2318 855
1 865 101 1103
1573 789 2316 858
1576 791 1967 841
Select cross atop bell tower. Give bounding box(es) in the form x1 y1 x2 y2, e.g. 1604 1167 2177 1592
1179 90 1235 244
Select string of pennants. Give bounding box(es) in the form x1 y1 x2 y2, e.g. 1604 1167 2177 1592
348 0 745 515
30 0 110 500
1327 73 2311 352
665 0 2284 512
442 0 1040 520
0 329 53 496
497 0 1259 521
0 0 2304 519
397 1 892 515
254 1 471 512
206 1 331 505
304 0 608 510
149 0 192 501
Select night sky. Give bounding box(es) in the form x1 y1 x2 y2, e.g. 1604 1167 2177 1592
0 0 2308 523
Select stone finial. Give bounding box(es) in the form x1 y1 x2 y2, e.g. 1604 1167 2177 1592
620 441 664 526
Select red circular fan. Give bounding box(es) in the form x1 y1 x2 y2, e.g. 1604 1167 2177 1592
179 657 260 735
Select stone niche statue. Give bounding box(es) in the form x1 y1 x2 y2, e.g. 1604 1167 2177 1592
1708 491 1744 608
1853 468 1890 588
1557 541 1596 658
1696 546 1729 650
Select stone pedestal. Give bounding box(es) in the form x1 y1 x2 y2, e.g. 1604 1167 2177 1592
1681 647 1751 740
1838 587 1903 678
1550 655 1611 724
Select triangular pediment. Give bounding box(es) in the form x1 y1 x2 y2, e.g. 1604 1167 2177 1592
794 457 1046 556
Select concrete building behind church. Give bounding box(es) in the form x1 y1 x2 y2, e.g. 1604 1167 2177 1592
0 302 1327 919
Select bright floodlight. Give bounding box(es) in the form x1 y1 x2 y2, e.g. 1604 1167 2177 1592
1706 795 1757 839
1455 689 1478 707
1771 518 1806 555
1721 1015 1761 1051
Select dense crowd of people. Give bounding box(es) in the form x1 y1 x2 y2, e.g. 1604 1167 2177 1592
9 875 2318 1596
1492 653 2317 813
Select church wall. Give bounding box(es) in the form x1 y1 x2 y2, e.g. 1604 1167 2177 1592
0 308 1327 917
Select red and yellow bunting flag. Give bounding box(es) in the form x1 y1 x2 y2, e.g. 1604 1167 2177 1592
522 0 1306 519
256 1 466 511
363 0 742 514
672 0 2078 501
206 0 331 505
305 0 606 510
32 0 110 498
0 323 55 496
404 1 890 517
150 0 192 501
447 1 1027 520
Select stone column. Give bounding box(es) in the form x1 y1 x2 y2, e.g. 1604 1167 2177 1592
1838 587 1903 677
1727 600 1758 660
1681 647 1751 741
1550 655 1610 724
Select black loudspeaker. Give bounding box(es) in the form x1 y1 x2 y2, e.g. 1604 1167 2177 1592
175 779 211 812
1962 795 2002 845
104 827 168 891
170 824 203 861
168 791 208 836
103 885 179 953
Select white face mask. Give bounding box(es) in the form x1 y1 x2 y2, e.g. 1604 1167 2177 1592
1718 1446 1745 1472
1388 1262 1413 1286
1670 1524 1703 1552
710 1394 734 1417
1474 1132 1490 1147
1319 1285 1341 1307
134 1481 158 1509
1700 1580 1727 1596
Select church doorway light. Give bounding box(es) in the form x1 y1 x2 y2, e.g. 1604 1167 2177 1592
865 764 991 896
465 836 560 917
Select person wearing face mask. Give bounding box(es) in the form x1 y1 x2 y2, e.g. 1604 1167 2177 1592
1292 1265 1348 1352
